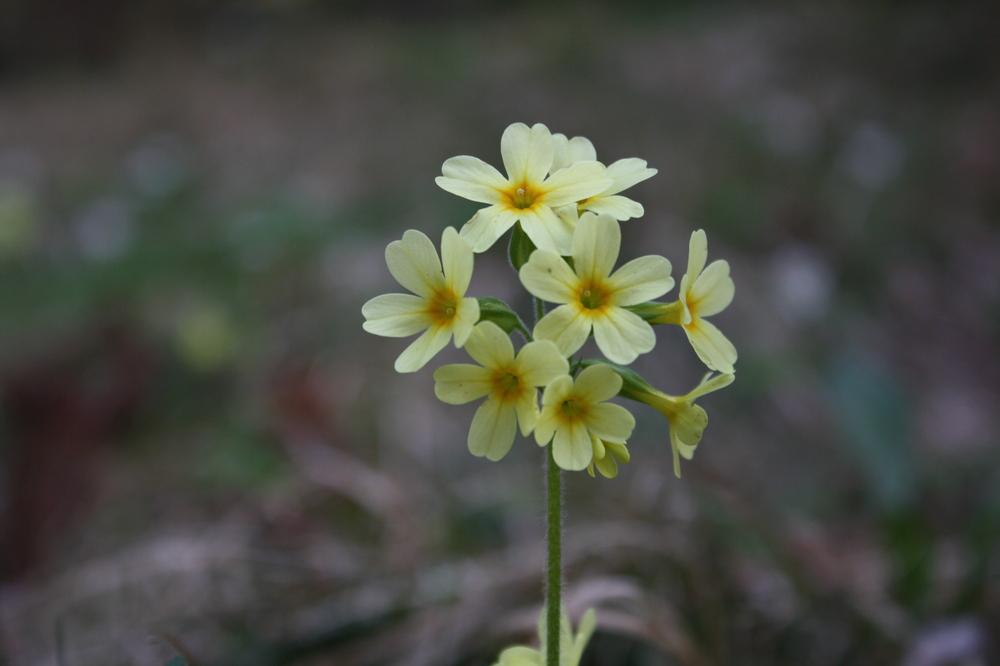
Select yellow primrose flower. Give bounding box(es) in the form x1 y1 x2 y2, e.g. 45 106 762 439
587 438 630 479
362 227 479 373
649 229 736 373
520 212 674 365
492 606 596 666
634 372 734 478
433 321 569 461
551 133 657 221
435 122 612 255
535 364 635 471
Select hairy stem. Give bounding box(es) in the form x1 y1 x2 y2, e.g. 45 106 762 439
546 433 562 666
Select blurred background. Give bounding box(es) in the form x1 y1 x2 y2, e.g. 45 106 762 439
1 1 999 664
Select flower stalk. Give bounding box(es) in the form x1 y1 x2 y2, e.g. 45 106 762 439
546 441 562 666
361 122 739 666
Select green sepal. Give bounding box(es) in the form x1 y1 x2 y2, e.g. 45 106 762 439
508 222 537 272
624 301 669 322
579 358 656 403
477 297 528 337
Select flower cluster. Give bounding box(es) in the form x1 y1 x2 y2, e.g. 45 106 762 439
363 122 737 477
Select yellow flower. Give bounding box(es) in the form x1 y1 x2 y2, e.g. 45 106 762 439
435 123 612 255
433 321 569 461
535 364 635 471
551 133 657 221
649 230 736 373
520 212 673 365
633 372 734 477
492 607 596 666
362 227 479 373
587 439 630 479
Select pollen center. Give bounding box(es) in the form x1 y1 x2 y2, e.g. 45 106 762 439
560 398 586 421
508 183 537 210
428 289 459 325
492 370 521 399
578 283 607 310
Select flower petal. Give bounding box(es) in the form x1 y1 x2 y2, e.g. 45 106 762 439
452 296 480 347
683 372 735 401
580 195 644 221
591 307 656 365
605 440 630 463
551 133 597 172
552 420 593 471
433 364 493 404
540 373 574 407
464 320 515 369
518 206 575 256
607 255 673 305
436 156 508 203
572 212 619 282
394 325 452 373
533 304 591 358
593 451 619 478
677 274 694 325
584 402 635 443
361 293 430 337
591 435 606 460
520 250 578 303
441 226 474 296
572 364 622 403
689 259 734 317
534 411 557 446
671 402 708 458
542 161 611 208
501 122 553 185
468 397 518 461
685 317 737 374
603 158 656 194
513 388 540 436
459 206 520 253
536 375 572 445
384 229 444 298
515 339 569 387
687 229 708 282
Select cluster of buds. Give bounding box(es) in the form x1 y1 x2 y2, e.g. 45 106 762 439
363 122 736 479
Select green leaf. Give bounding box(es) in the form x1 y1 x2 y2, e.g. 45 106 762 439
508 222 536 272
827 353 916 513
476 297 527 336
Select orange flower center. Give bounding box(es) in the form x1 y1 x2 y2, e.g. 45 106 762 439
427 288 459 325
491 370 522 400
505 182 541 210
559 397 587 422
577 281 609 311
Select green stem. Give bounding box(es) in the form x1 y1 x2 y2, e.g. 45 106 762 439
546 434 562 666
534 294 561 666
